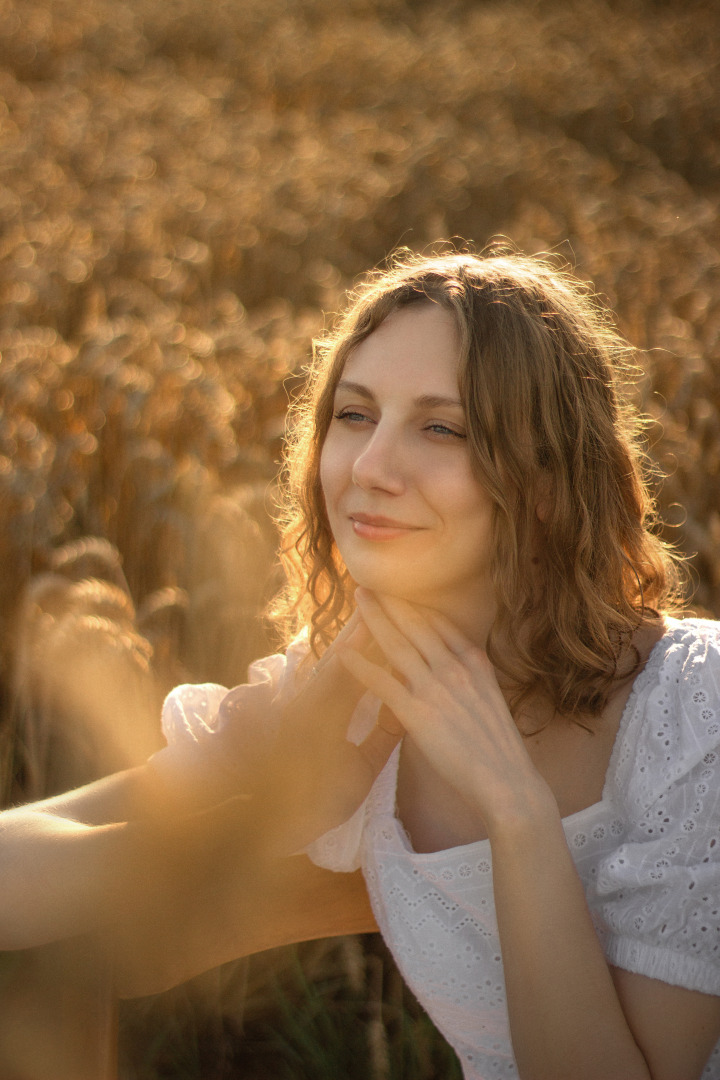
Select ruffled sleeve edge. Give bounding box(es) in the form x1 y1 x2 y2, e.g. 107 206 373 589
603 933 720 996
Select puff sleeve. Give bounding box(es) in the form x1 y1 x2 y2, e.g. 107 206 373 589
147 636 310 806
589 619 720 995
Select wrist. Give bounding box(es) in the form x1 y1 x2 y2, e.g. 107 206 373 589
484 780 562 850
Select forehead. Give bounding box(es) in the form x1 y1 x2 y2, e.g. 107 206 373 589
341 303 462 390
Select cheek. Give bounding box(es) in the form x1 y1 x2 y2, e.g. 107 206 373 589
318 438 344 510
447 487 495 551
322 419 361 472
438 466 490 515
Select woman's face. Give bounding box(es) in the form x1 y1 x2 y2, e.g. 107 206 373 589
320 302 496 635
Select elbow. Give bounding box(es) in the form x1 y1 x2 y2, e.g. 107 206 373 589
113 961 190 1000
0 924 54 952
108 927 215 999
98 914 206 1001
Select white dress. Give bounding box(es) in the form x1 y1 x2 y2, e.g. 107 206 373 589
150 618 720 1079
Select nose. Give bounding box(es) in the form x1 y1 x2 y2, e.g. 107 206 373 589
351 424 406 494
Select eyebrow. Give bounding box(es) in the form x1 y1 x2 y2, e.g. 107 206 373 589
335 380 464 410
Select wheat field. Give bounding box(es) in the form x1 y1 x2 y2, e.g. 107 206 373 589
1 0 719 1075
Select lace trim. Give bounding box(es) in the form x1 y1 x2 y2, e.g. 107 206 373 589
604 934 720 995
376 623 686 862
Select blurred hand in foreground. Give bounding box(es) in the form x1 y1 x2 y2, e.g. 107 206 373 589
233 609 403 856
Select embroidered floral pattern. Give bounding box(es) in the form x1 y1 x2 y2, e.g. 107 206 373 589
156 621 720 1079
311 621 720 1078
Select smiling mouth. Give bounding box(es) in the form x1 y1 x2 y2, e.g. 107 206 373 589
349 513 421 540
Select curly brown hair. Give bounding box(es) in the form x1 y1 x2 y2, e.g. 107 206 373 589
271 246 685 718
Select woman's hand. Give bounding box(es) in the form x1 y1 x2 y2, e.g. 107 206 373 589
336 589 556 837
257 609 402 854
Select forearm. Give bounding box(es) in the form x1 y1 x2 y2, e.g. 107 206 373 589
0 766 166 950
110 846 377 998
490 798 651 1080
58 797 378 998
0 774 378 994
0 809 130 950
64 787 378 996
0 795 262 956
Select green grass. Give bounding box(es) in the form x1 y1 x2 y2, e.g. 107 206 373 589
118 939 463 1079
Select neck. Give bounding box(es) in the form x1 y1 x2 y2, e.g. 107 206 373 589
416 587 497 650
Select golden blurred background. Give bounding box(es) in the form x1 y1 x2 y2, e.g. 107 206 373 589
0 0 719 1074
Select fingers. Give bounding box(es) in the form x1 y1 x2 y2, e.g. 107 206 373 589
336 644 412 720
356 706 403 777
353 589 431 680
355 588 468 691
373 592 453 669
421 605 475 654
310 608 367 676
355 588 484 680
377 702 405 738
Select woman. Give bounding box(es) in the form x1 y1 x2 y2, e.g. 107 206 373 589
2 250 720 1078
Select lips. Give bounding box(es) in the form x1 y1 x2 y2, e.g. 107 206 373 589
348 511 422 541
350 512 417 528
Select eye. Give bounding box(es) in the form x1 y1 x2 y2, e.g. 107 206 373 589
333 408 374 425
426 422 467 440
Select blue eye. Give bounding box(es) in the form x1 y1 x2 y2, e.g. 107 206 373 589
333 409 372 424
427 423 467 439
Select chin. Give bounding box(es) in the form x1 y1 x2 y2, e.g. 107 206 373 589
349 568 442 607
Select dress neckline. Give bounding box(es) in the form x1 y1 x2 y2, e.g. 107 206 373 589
385 617 686 859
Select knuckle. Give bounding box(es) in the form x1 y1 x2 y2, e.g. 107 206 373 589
444 657 473 694
466 646 490 673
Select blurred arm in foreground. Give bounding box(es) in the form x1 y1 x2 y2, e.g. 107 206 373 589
0 634 398 997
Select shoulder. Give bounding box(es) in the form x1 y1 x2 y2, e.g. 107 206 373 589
149 637 312 803
161 682 230 746
593 619 720 996
606 617 720 817
160 634 311 746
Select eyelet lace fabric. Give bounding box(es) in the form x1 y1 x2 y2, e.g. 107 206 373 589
148 635 309 803
308 619 720 1079
149 620 720 1078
